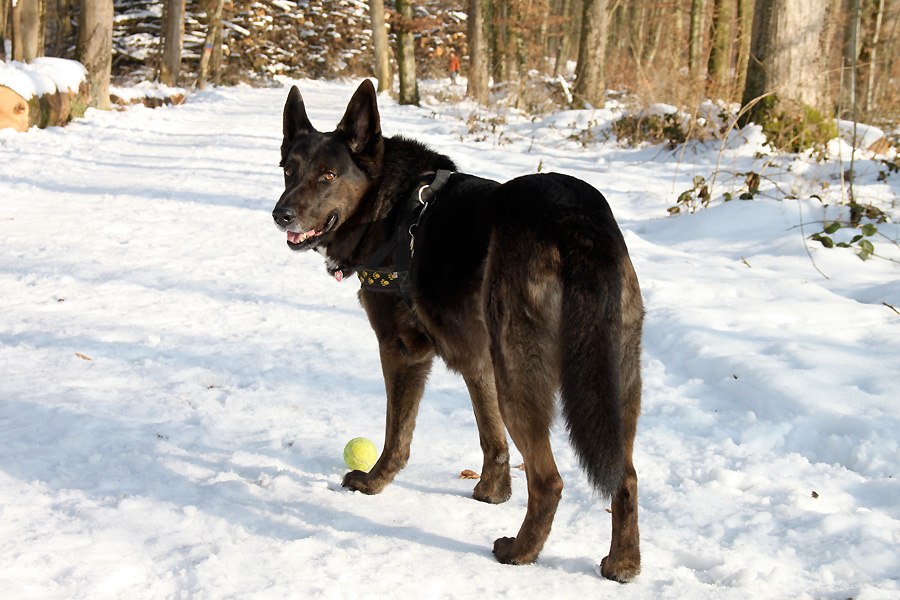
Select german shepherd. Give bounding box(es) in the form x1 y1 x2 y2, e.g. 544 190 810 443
272 80 643 582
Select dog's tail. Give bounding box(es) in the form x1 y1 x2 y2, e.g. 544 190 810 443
557 210 627 500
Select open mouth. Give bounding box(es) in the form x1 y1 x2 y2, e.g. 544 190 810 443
286 210 339 250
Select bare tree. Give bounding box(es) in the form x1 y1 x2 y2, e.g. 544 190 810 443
160 0 185 86
861 0 887 113
0 0 7 60
12 0 42 61
395 0 419 105
741 0 830 123
551 0 575 77
467 0 490 103
368 0 392 92
688 0 706 81
732 0 754 101
707 0 734 97
77 0 113 110
572 0 609 108
198 0 225 90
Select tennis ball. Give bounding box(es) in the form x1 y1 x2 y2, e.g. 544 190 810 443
343 437 377 472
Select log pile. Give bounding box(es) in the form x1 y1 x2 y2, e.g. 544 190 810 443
0 58 89 132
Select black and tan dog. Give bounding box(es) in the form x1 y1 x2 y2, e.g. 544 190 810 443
272 80 644 582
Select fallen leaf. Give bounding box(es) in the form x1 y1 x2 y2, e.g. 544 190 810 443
459 469 480 480
75 353 92 361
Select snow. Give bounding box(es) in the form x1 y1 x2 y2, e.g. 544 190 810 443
109 81 188 103
0 58 86 100
1 78 899 600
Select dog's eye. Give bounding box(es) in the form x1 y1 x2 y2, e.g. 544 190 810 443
284 167 293 177
322 171 336 181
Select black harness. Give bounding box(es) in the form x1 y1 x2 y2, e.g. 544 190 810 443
355 169 453 305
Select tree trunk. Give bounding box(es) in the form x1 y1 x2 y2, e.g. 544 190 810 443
741 0 830 123
160 0 185 86
551 0 572 76
395 0 419 105
628 0 646 65
863 0 885 113
572 0 608 108
369 0 391 92
1 0 8 60
707 0 734 96
12 0 41 61
467 0 490 102
198 0 225 90
491 0 510 82
688 0 706 80
643 6 665 65
211 12 224 85
733 0 754 101
77 0 112 110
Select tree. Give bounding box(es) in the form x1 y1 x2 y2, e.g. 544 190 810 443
740 0 830 125
160 0 185 86
198 0 226 90
551 0 575 77
11 0 41 61
467 0 490 103
732 0 755 102
77 0 112 110
572 0 609 108
369 0 392 92
707 0 734 97
394 0 419 105
859 0 887 113
688 0 706 82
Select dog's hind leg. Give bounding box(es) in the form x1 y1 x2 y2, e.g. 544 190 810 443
491 410 563 565
344 295 435 495
485 242 564 565
599 398 640 582
461 366 511 504
600 271 643 582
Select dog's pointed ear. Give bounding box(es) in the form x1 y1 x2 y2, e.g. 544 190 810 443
283 85 315 141
337 80 383 160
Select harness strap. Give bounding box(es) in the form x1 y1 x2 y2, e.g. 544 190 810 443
356 169 453 305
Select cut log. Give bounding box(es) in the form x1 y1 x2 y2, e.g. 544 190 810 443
0 58 90 131
26 80 90 129
0 85 30 132
109 91 186 108
1 82 89 131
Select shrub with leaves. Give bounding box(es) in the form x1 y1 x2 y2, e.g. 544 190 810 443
810 202 890 261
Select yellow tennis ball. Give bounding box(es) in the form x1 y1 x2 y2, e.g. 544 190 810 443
343 437 377 472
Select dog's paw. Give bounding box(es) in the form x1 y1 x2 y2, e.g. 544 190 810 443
599 555 641 583
473 477 511 504
492 536 539 565
492 537 519 564
341 470 384 495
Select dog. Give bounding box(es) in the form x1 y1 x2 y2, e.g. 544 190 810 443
272 80 644 582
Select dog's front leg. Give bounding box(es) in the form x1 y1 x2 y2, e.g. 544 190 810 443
343 296 435 495
342 342 433 494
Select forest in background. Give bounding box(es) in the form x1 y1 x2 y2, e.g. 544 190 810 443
1 0 899 140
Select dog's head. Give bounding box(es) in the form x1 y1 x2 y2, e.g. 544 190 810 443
272 80 383 252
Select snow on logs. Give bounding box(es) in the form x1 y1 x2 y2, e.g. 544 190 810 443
0 58 89 132
0 58 187 132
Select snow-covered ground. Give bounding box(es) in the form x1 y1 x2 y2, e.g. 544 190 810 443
1 79 899 600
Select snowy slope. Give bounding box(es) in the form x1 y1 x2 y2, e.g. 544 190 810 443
1 79 899 600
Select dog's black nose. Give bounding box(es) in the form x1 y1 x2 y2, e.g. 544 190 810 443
272 205 296 226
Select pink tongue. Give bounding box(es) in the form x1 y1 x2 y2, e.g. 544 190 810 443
287 229 319 244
